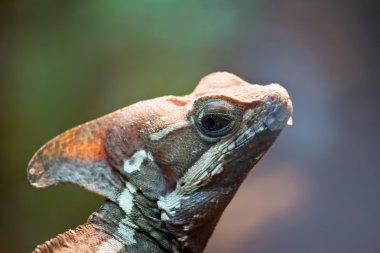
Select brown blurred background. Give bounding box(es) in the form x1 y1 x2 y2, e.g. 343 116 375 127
0 1 379 252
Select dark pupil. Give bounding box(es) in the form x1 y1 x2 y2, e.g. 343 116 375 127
203 117 217 130
201 116 230 131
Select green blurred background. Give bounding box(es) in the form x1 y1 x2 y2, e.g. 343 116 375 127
1 1 379 252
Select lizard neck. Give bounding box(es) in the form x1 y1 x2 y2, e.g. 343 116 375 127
90 200 179 253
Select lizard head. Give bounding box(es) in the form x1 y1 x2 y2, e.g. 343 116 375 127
27 72 292 253
151 72 293 252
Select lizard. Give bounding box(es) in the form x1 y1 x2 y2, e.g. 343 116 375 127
26 72 293 253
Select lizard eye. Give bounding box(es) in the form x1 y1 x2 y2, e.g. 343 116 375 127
200 115 232 136
193 98 242 142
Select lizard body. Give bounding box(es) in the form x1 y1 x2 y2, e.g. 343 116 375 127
27 72 293 253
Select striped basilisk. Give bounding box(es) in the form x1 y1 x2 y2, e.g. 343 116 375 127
27 72 293 253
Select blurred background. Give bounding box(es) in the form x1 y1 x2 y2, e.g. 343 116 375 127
0 1 379 252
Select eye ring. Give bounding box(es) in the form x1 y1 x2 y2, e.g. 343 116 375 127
192 98 242 142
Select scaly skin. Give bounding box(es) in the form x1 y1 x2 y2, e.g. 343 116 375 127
27 72 293 253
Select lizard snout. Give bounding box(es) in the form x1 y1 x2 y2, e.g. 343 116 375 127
262 84 293 131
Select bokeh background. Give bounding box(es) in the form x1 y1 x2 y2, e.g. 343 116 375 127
1 1 379 252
